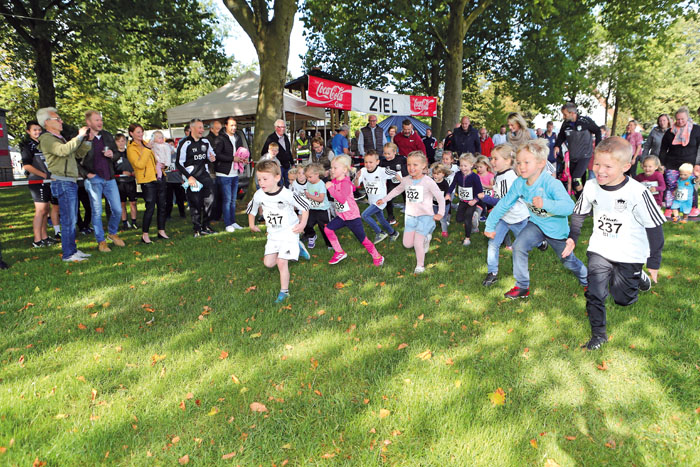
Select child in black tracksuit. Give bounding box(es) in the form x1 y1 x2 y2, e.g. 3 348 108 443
446 153 483 246
379 142 407 224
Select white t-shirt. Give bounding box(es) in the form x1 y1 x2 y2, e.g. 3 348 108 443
291 180 307 197
246 187 309 240
446 164 459 186
492 169 529 224
216 134 240 178
357 166 396 208
574 177 665 264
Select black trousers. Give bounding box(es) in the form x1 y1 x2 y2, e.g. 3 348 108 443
456 201 479 238
385 182 401 221
303 209 332 247
186 176 214 232
210 176 222 221
166 182 187 218
77 184 91 229
585 252 643 337
141 180 167 233
570 157 590 191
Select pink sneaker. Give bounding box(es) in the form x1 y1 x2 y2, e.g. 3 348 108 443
328 251 347 265
690 207 700 217
664 209 672 218
441 231 448 238
373 255 385 267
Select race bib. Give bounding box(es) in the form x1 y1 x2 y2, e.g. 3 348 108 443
675 190 688 201
595 214 622 238
310 199 321 208
391 175 400 184
406 185 424 203
483 189 493 197
365 182 380 195
264 210 284 230
334 200 350 213
457 186 473 201
641 181 658 189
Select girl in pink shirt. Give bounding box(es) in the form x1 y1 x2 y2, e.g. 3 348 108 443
378 151 445 274
325 155 384 266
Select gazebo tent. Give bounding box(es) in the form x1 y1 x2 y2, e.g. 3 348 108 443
378 115 430 138
166 70 325 125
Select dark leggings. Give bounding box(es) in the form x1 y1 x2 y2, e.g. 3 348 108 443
141 180 167 233
304 209 332 247
570 157 590 191
326 216 367 243
456 201 479 238
77 185 91 229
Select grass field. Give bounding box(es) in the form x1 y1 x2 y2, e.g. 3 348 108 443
1 187 699 466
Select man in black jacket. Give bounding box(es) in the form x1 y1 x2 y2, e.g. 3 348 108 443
214 116 249 231
423 128 437 164
77 110 125 252
451 116 481 155
261 119 292 186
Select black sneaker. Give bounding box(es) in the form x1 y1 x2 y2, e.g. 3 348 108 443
581 335 608 350
504 286 529 299
639 270 651 292
203 226 216 235
482 273 498 287
0 260 9 270
193 231 202 238
32 240 45 248
537 240 548 251
131 221 139 230
42 237 57 245
54 233 61 240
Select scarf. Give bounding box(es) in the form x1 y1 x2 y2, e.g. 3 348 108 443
508 129 531 148
671 120 693 147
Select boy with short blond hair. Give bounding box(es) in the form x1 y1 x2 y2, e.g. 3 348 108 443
485 138 588 299
567 136 665 349
355 150 400 243
247 160 310 303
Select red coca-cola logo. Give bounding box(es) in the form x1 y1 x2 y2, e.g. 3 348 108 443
308 76 351 109
410 96 437 116
412 98 431 112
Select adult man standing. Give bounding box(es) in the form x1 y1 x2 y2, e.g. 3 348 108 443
37 107 92 261
332 124 351 157
214 116 249 232
262 119 292 186
554 102 602 197
77 110 125 252
478 127 494 157
541 121 557 163
393 119 426 157
177 118 217 237
423 128 437 163
296 129 310 163
492 125 508 146
358 114 385 157
452 116 481 155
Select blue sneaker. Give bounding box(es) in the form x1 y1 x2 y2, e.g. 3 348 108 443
275 291 290 303
298 241 310 260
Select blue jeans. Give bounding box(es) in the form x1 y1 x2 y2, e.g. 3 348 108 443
512 222 588 288
84 175 122 242
216 176 239 227
51 180 78 259
361 204 395 235
487 218 528 274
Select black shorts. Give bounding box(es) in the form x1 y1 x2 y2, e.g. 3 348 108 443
118 180 137 202
29 182 52 203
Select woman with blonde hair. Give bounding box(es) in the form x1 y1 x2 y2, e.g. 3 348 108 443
506 112 534 148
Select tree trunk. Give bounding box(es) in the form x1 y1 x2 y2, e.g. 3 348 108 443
34 38 56 108
611 93 620 136
428 62 442 137
441 0 468 140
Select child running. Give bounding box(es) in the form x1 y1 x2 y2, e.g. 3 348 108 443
477 143 530 286
484 138 588 299
355 150 400 244
430 162 451 237
566 136 665 350
634 156 666 210
302 163 333 249
379 142 407 225
670 163 696 223
324 155 384 266
246 160 311 303
378 151 445 274
446 153 483 246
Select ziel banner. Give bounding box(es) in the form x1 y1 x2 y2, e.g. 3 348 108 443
306 76 437 117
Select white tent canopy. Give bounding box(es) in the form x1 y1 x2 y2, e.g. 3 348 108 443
166 70 325 125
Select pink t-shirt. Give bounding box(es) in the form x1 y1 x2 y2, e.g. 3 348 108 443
478 171 494 188
383 175 446 217
326 176 360 220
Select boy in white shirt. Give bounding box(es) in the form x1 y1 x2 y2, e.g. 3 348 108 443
565 137 665 350
355 150 400 243
247 160 310 303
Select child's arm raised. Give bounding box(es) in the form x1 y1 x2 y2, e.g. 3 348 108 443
377 178 407 206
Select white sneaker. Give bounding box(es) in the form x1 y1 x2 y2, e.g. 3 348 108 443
75 250 91 258
63 253 88 262
424 233 432 253
225 225 236 233
232 223 244 230
374 232 389 244
463 238 471 246
414 266 425 274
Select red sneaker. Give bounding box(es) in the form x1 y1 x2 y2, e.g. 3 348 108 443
690 207 700 217
664 209 672 218
504 286 529 299
328 251 347 265
441 231 448 238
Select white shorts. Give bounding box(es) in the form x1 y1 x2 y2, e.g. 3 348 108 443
264 234 300 261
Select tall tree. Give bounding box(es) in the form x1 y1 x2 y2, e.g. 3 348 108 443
223 0 297 161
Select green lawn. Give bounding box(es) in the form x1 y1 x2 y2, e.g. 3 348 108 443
1 187 699 466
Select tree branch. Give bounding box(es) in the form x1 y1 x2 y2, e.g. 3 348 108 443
429 22 449 55
464 0 493 32
0 2 36 45
224 0 260 45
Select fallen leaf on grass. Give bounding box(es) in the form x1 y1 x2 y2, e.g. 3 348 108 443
32 459 46 467
565 436 577 441
95 327 104 333
91 389 97 402
379 409 390 418
151 354 166 366
179 401 186 411
334 282 346 289
544 460 561 467
597 361 608 371
231 374 240 384
488 388 506 406
18 355 25 366
222 452 236 459
317 309 326 316
178 454 189 464
416 349 432 360
244 286 257 293
172 436 180 444
78 323 87 330
530 439 538 449
185 392 194 399
345 324 356 333
321 452 335 459
250 402 268 413
250 332 261 338
397 343 408 350
0 447 6 454
54 413 69 419
207 407 219 416
219 350 229 360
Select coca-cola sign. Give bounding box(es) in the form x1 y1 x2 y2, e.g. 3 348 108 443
410 96 437 117
307 76 352 110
